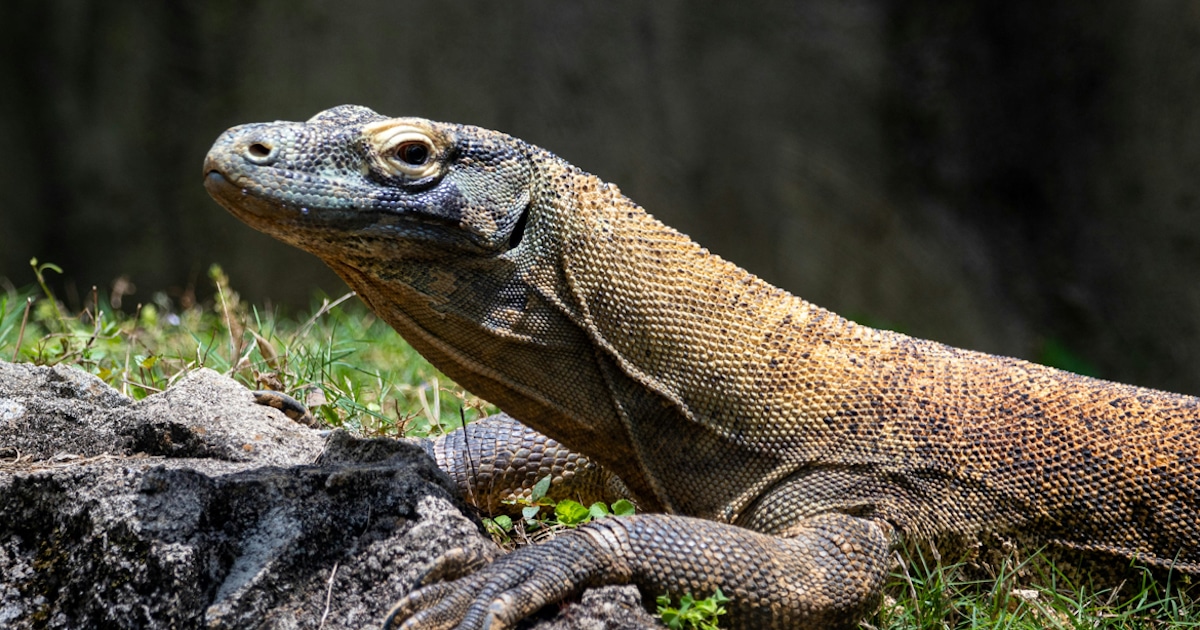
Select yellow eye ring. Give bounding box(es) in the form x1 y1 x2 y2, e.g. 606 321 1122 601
364 121 443 179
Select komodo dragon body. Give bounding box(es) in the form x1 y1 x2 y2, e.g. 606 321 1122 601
204 105 1200 629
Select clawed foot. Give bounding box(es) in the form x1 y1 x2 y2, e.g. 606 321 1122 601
383 527 615 630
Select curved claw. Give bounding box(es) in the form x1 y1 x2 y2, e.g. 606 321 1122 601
383 582 459 630
387 578 515 630
419 545 502 586
483 593 527 629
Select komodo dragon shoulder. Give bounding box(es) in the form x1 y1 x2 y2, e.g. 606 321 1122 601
204 105 1200 629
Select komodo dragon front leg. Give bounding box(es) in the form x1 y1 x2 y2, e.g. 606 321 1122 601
204 105 1200 629
389 513 890 629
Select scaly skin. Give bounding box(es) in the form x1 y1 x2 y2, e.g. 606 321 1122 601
204 105 1200 629
426 413 632 516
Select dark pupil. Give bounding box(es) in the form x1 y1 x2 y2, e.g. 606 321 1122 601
399 142 429 166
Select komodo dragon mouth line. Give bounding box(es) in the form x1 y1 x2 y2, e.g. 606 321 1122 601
204 169 464 231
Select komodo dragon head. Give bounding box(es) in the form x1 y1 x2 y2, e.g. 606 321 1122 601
203 104 692 511
204 105 535 257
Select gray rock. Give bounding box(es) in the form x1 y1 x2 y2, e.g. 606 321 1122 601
0 361 656 629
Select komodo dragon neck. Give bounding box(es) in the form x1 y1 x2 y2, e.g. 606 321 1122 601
205 105 1199 572
326 171 843 520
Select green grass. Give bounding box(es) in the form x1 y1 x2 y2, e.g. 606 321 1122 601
3 261 1197 628
0 261 494 436
657 589 730 630
868 550 1198 630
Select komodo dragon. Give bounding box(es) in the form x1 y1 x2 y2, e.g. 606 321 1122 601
204 105 1200 629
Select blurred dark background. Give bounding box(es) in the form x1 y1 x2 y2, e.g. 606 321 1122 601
2 1 1199 394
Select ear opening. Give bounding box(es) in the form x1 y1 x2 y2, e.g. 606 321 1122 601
507 205 530 249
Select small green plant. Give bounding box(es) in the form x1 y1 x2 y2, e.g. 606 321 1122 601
517 474 557 525
505 474 636 530
656 588 730 630
482 514 515 542
554 497 637 526
483 474 637 547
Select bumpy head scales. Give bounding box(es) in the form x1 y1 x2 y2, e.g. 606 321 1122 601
203 105 535 258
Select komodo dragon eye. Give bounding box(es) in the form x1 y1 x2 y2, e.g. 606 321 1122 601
395 141 429 166
364 122 444 179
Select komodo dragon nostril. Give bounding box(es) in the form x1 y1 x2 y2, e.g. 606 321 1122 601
244 141 278 165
